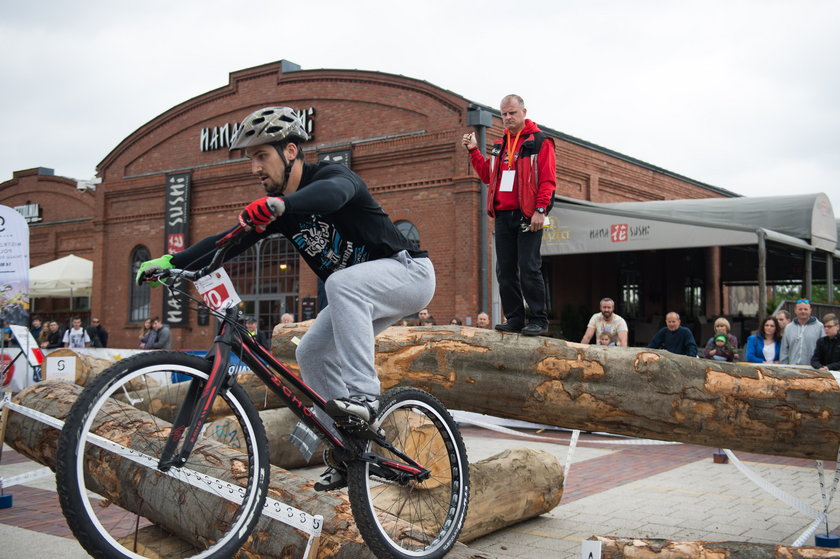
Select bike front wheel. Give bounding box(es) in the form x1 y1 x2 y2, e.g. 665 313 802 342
347 387 470 559
56 351 270 559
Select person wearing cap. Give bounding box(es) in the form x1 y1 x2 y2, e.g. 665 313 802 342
136 106 435 492
780 299 825 365
245 317 270 350
703 333 736 362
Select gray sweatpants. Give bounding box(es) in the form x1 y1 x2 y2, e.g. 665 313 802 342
296 251 435 413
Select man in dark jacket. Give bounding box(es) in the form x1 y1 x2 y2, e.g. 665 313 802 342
811 314 840 371
647 312 698 357
86 317 109 348
245 317 270 350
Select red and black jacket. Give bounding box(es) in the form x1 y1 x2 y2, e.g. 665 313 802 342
468 119 556 218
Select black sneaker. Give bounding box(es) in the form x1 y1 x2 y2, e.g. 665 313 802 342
521 323 548 336
326 395 379 423
314 466 347 491
494 322 523 333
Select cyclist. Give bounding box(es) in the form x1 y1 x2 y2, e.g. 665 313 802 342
138 107 435 491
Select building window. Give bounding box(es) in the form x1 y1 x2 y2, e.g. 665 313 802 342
228 234 299 330
684 279 704 318
395 220 420 250
619 253 641 318
129 246 152 322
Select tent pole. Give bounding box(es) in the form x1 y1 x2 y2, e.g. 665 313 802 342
757 230 767 321
804 251 813 300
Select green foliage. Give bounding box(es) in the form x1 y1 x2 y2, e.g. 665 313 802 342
767 283 840 314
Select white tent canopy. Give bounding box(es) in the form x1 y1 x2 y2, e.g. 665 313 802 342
29 254 93 297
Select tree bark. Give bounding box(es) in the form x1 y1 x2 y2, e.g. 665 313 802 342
270 324 840 461
44 349 291 413
590 536 840 558
121 372 289 423
4 380 496 559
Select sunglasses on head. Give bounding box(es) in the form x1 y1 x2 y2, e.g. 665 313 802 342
796 299 809 304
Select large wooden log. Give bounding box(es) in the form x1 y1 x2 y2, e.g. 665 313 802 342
45 349 290 413
271 324 840 461
3 380 495 559
206 408 324 469
590 536 840 558
460 447 563 541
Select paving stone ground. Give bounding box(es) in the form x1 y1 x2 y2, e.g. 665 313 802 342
2 424 838 558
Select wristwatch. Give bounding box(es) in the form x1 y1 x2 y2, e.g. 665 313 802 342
536 207 546 214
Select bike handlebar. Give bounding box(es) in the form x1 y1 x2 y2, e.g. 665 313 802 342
141 224 249 285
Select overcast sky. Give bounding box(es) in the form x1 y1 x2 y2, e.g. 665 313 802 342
1 1 838 213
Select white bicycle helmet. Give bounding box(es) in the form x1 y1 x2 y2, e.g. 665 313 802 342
229 107 310 150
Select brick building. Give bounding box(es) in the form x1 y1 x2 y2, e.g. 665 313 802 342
4 60 750 349
0 167 96 324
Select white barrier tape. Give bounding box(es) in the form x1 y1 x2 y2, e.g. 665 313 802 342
1 398 322 538
451 411 680 446
451 413 566 442
577 437 680 446
2 399 65 431
0 467 53 489
723 449 836 546
793 517 825 547
564 430 580 484
84 431 322 536
723 449 821 518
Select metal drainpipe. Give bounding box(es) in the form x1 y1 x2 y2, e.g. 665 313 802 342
468 105 493 315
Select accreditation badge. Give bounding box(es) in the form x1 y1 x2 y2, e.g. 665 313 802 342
500 170 515 192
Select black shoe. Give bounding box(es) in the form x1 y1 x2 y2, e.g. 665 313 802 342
314 466 347 491
326 395 379 422
521 323 548 336
495 322 523 333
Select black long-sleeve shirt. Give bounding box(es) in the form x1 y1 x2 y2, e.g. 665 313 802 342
811 335 840 370
647 326 698 357
172 162 427 281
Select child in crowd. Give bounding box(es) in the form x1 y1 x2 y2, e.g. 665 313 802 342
597 332 615 346
704 334 736 362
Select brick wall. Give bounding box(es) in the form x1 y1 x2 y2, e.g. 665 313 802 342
3 61 732 349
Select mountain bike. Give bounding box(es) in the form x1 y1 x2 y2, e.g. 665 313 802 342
55 225 470 559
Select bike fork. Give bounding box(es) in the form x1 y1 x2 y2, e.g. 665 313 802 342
158 333 235 470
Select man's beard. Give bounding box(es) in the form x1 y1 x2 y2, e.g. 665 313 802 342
263 176 285 195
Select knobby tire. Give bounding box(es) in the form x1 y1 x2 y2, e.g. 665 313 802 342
55 351 270 559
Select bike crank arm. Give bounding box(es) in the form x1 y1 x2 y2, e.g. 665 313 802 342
358 451 432 484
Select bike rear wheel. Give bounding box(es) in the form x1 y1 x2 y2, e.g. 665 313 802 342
56 351 269 559
347 387 470 559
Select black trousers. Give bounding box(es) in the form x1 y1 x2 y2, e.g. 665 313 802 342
494 210 548 326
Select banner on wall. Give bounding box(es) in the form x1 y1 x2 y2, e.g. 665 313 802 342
0 205 32 390
163 173 190 327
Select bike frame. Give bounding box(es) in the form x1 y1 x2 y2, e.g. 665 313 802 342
153 237 429 483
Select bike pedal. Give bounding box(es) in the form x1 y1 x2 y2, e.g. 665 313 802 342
334 416 384 439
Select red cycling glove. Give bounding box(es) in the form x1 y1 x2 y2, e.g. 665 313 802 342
240 197 282 233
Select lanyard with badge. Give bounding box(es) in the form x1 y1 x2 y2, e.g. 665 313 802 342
500 129 522 192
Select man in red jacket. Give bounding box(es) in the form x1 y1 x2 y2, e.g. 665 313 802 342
463 94 556 335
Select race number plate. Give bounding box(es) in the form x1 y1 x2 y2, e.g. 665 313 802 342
195 268 241 311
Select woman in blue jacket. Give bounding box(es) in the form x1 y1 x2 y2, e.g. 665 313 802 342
746 316 781 363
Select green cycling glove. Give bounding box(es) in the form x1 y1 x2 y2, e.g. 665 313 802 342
135 254 174 287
